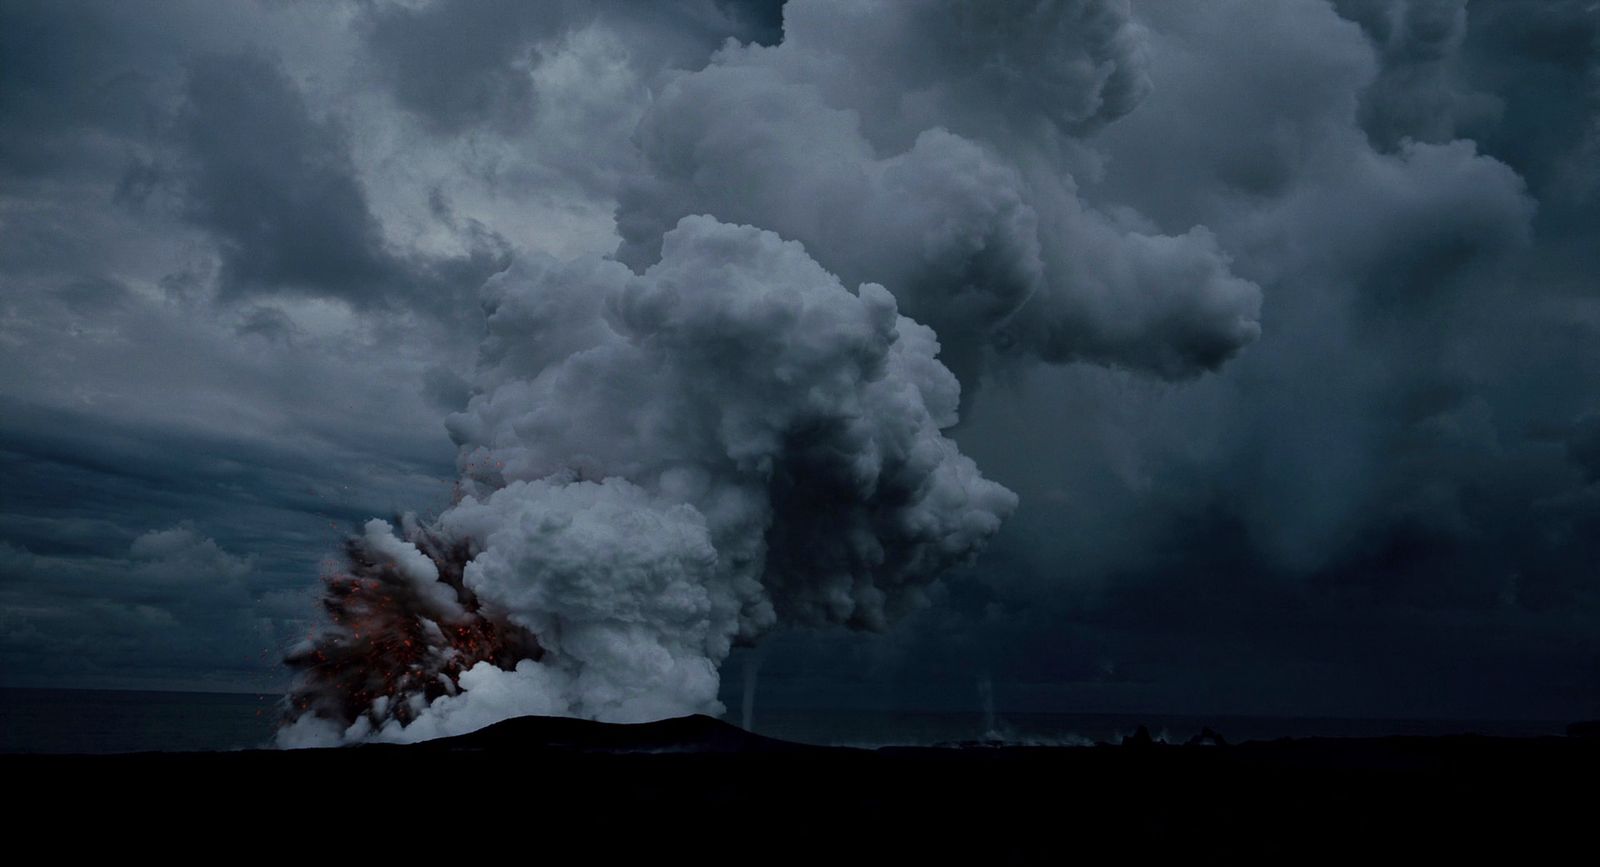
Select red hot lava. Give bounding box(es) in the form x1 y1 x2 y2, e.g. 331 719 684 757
283 519 541 736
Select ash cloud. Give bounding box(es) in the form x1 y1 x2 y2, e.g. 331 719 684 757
362 0 785 135
857 0 1600 720
617 0 1262 386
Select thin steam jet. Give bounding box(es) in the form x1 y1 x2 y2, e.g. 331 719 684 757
281 0 1261 746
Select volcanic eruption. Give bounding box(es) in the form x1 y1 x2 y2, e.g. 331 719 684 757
280 218 1019 745
279 0 1262 747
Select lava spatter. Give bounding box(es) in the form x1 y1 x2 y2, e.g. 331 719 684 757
283 518 541 736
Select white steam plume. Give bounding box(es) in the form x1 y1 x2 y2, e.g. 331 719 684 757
281 217 1016 745
282 0 1265 747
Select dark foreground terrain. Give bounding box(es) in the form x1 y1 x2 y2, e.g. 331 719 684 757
8 714 1598 859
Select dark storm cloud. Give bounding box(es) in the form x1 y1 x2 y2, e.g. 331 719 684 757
719 0 1596 724
0 366 459 688
363 0 546 134
1459 0 1600 189
174 52 509 310
362 0 786 134
234 305 297 343
176 53 398 306
802 0 1600 721
0 522 288 690
3 1 511 312
0 1 168 184
1571 415 1600 484
1333 0 1498 149
0 0 506 691
0 395 450 531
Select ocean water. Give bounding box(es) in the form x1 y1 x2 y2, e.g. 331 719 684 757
2 688 282 754
0 687 1570 753
743 708 1570 749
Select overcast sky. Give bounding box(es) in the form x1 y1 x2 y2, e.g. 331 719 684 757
2 0 1598 723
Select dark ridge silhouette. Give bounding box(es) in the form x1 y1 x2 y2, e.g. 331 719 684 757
1186 726 1229 747
7 715 1600 857
1568 720 1600 738
406 712 827 754
1121 724 1156 748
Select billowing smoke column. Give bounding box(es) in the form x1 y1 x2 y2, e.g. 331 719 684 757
281 217 1017 745
281 0 1265 746
618 0 1263 386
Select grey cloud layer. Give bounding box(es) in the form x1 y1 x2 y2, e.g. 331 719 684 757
176 53 510 311
364 0 784 134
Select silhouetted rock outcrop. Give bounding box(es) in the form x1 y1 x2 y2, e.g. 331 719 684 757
1568 720 1600 738
412 713 821 754
1122 725 1155 748
1185 727 1228 747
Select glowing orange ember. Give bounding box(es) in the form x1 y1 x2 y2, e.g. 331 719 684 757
282 521 541 734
